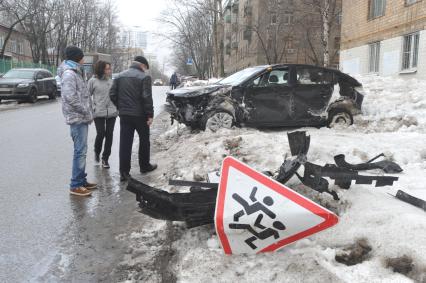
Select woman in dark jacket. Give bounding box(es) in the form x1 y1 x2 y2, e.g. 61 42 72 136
88 60 118 168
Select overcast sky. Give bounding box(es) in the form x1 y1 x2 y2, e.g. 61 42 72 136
115 0 173 74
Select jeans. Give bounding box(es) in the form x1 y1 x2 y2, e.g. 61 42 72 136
119 115 150 174
94 117 116 161
70 123 89 189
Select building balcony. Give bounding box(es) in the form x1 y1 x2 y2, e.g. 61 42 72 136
232 0 239 13
243 5 252 17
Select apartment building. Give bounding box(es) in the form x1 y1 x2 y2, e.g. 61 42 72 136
223 0 342 75
340 0 426 77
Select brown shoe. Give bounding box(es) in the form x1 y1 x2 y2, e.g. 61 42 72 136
84 182 97 190
70 187 92 196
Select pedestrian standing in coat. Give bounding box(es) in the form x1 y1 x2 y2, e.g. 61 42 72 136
110 56 157 181
59 46 97 196
88 60 117 169
170 72 178 90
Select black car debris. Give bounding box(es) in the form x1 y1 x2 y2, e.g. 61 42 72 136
166 64 365 131
127 131 402 228
0 68 57 103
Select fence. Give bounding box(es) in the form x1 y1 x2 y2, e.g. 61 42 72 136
0 59 57 75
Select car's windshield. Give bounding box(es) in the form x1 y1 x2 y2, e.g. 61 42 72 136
3 70 35 79
217 66 266 86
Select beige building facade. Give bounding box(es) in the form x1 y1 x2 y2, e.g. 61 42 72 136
340 0 426 77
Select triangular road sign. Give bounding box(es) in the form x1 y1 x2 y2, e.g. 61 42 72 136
215 157 338 255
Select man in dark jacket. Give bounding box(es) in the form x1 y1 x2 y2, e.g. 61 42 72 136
110 56 157 181
170 72 178 89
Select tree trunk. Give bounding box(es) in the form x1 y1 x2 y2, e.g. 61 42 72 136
322 0 330 67
0 18 24 59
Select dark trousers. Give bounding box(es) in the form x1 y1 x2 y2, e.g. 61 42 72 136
94 117 116 161
171 84 177 90
119 115 150 174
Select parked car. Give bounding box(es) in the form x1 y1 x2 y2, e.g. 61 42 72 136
166 64 365 131
0 68 57 103
153 79 164 86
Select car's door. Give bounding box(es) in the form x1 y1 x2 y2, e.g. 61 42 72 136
292 67 335 121
44 71 55 94
243 67 293 125
34 71 45 94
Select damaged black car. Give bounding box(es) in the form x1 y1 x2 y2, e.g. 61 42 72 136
166 64 365 131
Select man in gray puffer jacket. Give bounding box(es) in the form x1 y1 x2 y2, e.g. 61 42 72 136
59 46 96 196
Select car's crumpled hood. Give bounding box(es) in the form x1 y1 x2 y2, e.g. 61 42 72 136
167 84 227 98
0 78 33 85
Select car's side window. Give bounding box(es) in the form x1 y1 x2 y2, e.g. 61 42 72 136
297 68 333 85
36 72 44 80
251 69 289 87
266 69 289 86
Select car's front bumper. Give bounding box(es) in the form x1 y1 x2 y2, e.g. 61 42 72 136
0 87 31 99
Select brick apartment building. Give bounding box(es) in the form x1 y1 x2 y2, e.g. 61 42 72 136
223 0 342 75
340 0 426 77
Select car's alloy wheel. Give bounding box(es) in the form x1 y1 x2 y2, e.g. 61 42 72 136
48 87 57 100
328 108 353 128
29 88 37 103
205 112 234 132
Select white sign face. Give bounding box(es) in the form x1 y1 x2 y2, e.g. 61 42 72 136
215 157 338 255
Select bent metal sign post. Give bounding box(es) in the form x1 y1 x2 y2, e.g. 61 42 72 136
215 157 339 255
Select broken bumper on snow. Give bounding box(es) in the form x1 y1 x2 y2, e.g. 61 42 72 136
127 131 403 228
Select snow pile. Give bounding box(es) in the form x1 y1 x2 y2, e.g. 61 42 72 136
354 75 426 133
118 76 426 283
183 78 222 87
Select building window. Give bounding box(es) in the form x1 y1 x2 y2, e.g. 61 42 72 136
402 32 420 70
369 42 380 73
283 12 293 25
0 36 3 49
369 0 386 19
271 13 278 25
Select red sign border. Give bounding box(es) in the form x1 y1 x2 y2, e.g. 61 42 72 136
215 156 339 255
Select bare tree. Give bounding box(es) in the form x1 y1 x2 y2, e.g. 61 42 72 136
301 0 341 67
158 0 215 79
0 0 33 59
251 0 297 65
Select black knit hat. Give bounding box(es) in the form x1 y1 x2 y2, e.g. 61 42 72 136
65 46 84 63
134 56 149 69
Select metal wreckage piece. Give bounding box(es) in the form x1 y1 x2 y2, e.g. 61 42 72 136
127 131 402 228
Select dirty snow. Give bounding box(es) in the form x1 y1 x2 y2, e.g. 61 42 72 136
118 75 426 282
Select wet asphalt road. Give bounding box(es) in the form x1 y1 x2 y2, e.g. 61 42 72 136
0 87 169 282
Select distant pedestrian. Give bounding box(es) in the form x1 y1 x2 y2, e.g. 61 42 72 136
170 72 178 89
88 60 117 169
110 56 157 181
59 46 97 196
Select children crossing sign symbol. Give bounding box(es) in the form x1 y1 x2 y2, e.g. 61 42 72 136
215 157 339 255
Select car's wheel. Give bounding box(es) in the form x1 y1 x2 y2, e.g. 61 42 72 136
327 108 353 128
28 88 38 103
203 111 234 132
48 87 57 100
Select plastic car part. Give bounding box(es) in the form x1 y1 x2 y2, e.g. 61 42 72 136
294 172 339 201
334 153 403 174
127 178 217 228
303 162 399 190
275 131 310 184
390 190 426 212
